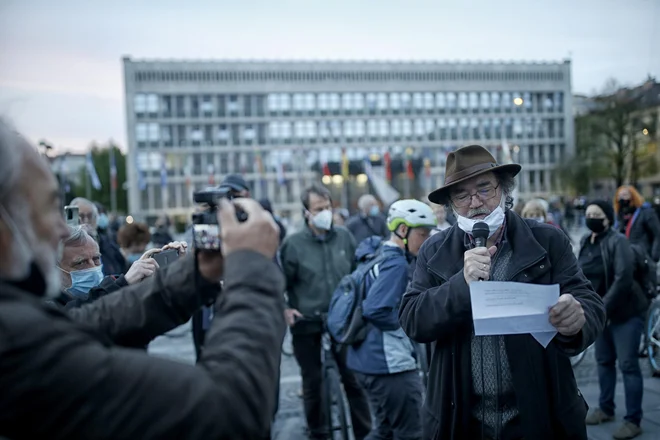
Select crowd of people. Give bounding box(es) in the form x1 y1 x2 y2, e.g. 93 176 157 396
0 114 657 440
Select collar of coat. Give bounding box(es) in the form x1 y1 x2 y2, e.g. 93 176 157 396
427 210 548 282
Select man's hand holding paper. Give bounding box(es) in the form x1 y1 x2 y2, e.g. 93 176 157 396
468 281 586 347
549 293 585 336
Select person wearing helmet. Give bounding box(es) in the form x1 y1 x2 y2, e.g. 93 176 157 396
346 199 436 440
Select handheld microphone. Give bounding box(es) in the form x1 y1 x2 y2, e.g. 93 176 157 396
472 221 490 248
472 221 490 281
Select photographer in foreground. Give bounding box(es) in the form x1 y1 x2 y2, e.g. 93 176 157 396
0 118 285 439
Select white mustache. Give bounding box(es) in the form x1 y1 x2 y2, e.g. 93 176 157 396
467 208 491 218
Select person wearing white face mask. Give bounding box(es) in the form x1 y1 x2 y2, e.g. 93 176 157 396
399 144 606 440
279 183 372 440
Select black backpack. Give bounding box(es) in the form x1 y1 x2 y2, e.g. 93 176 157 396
630 243 658 301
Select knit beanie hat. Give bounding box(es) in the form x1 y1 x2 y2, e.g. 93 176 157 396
588 200 615 226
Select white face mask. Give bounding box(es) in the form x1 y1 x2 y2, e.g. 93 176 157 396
456 206 505 238
310 209 333 231
533 216 545 223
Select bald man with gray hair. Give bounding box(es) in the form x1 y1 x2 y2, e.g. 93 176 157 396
345 194 389 244
0 117 288 439
70 196 126 276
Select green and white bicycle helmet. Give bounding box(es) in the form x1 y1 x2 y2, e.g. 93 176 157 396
387 199 437 232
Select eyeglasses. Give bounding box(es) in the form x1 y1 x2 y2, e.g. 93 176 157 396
450 183 500 208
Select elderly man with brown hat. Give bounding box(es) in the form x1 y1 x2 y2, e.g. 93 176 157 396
399 145 606 440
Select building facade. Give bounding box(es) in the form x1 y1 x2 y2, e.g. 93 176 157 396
123 58 574 223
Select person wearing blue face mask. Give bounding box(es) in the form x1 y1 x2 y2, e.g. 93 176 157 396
53 225 161 310
117 222 152 268
345 194 389 245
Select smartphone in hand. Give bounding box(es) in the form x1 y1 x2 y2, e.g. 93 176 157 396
153 249 179 267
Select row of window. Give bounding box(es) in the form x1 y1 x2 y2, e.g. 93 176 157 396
133 68 566 84
136 166 558 213
134 91 565 117
135 117 566 146
134 143 566 189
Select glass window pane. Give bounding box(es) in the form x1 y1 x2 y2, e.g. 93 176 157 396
413 93 424 109
402 120 412 135
458 93 468 109
400 93 411 109
491 92 500 109
480 93 490 110
355 120 365 136
368 120 378 136
354 93 364 109
148 123 160 141
436 93 446 109
469 92 479 109
134 94 146 113
135 123 147 141
391 120 401 135
424 93 434 109
390 93 401 109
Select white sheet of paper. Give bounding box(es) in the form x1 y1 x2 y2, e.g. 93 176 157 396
469 281 559 348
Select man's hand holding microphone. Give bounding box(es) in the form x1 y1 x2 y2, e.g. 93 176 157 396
463 222 497 284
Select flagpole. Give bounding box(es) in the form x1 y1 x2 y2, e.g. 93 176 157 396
110 148 117 214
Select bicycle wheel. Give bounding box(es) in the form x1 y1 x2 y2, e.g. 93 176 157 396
646 300 660 375
282 327 294 357
323 367 350 440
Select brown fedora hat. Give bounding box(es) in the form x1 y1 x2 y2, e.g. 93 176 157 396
428 144 521 204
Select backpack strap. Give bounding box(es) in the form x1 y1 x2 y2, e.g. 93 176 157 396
358 253 389 301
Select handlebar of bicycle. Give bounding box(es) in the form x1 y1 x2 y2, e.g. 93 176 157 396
294 312 328 324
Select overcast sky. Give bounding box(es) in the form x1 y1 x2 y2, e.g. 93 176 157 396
0 0 658 152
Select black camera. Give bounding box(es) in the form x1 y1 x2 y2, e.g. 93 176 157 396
191 187 248 251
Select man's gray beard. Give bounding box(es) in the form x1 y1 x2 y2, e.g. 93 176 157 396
9 212 62 298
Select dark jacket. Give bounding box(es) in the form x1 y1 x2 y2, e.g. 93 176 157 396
52 274 129 310
280 224 356 334
98 232 127 276
345 214 389 244
579 229 649 323
616 203 660 261
0 251 285 440
399 210 606 440
151 227 174 248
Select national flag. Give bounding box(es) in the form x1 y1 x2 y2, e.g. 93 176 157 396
276 158 286 186
406 155 415 180
110 149 117 191
160 154 168 188
363 157 374 180
322 161 331 176
383 151 392 182
341 148 349 179
136 157 147 191
255 151 264 175
207 163 215 186
59 154 70 194
85 151 102 190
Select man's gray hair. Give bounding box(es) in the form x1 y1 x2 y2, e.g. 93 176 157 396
357 194 377 212
0 118 28 209
58 225 94 263
70 197 98 219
